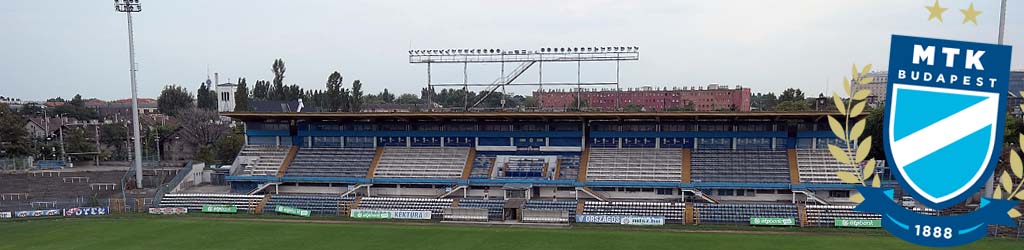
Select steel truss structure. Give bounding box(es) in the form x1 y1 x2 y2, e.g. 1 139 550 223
409 46 639 111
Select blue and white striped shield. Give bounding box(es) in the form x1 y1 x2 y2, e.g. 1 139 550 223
883 35 1011 210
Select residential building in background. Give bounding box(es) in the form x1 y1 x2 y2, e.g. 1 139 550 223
533 84 751 112
850 71 888 107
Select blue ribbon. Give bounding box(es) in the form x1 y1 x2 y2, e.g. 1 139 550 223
854 186 1018 247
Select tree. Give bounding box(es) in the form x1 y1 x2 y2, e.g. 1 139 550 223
325 71 345 111
52 94 98 120
196 81 218 110
751 92 779 111
380 89 395 104
157 85 195 116
252 80 270 100
234 78 251 112
396 93 420 105
864 107 885 160
271 59 287 101
350 80 364 112
213 127 245 164
0 103 33 157
176 108 229 163
774 88 809 111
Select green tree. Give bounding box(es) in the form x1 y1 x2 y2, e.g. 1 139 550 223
380 89 395 104
196 81 218 110
1005 114 1023 145
863 107 885 160
234 78 251 112
214 127 245 164
252 80 270 100
157 85 195 116
325 71 345 112
0 103 34 157
751 92 779 111
774 88 809 111
396 93 420 105
53 94 98 120
271 59 287 101
350 80 364 112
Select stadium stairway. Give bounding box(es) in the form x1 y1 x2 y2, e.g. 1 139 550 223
461 148 476 180
365 148 385 178
275 146 299 178
553 158 562 179
797 203 807 227
684 203 695 224
787 149 800 185
577 147 590 182
575 187 609 202
681 148 692 183
254 194 271 214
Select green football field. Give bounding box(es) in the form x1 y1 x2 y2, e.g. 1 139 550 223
0 217 1021 250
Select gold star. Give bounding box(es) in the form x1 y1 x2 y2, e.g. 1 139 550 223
925 0 948 22
961 3 982 25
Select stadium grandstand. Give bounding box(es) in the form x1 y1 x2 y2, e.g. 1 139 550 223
149 111 922 228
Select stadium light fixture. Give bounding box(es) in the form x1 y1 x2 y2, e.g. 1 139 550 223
114 0 144 189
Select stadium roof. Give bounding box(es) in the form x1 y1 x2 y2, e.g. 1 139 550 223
222 111 836 121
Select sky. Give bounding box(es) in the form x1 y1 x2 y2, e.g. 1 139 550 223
1 0 1022 101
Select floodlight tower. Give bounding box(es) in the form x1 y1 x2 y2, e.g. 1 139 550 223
114 0 144 188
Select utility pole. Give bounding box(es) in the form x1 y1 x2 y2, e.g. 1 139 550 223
115 0 144 188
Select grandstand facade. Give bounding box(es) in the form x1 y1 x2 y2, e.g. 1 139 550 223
533 85 751 112
172 111 892 226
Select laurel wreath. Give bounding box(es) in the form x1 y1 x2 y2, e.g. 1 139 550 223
827 64 878 204
994 93 1024 218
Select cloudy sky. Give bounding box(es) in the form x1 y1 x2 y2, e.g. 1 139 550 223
1 0 1022 101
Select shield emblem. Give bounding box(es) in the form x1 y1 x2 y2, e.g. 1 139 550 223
882 35 1011 210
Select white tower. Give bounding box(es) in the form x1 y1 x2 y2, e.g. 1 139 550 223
216 74 238 112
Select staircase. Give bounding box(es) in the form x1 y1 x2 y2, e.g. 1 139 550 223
461 148 476 180
793 190 830 205
438 185 468 198
787 149 800 185
577 147 590 182
681 148 692 183
366 147 385 178
685 188 719 203
471 61 537 108
275 146 299 177
576 187 609 202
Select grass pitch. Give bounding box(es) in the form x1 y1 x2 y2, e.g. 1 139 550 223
0 217 1020 250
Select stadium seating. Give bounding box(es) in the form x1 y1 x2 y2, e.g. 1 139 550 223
458 199 504 220
159 193 263 212
357 197 453 214
237 145 289 176
468 153 497 179
557 154 581 180
524 200 577 220
521 209 570 223
285 148 376 177
499 158 547 179
583 201 684 222
694 203 798 225
690 150 790 184
442 207 489 222
797 150 859 184
805 205 881 227
0 171 125 211
264 194 354 215
373 147 470 179
586 148 682 182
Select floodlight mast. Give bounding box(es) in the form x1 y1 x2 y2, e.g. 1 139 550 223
409 47 639 111
114 0 144 189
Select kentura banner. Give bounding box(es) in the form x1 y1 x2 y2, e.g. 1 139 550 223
148 207 188 215
15 209 62 218
0 212 11 219
575 214 666 226
201 205 238 213
65 207 109 217
274 205 311 217
349 209 431 220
